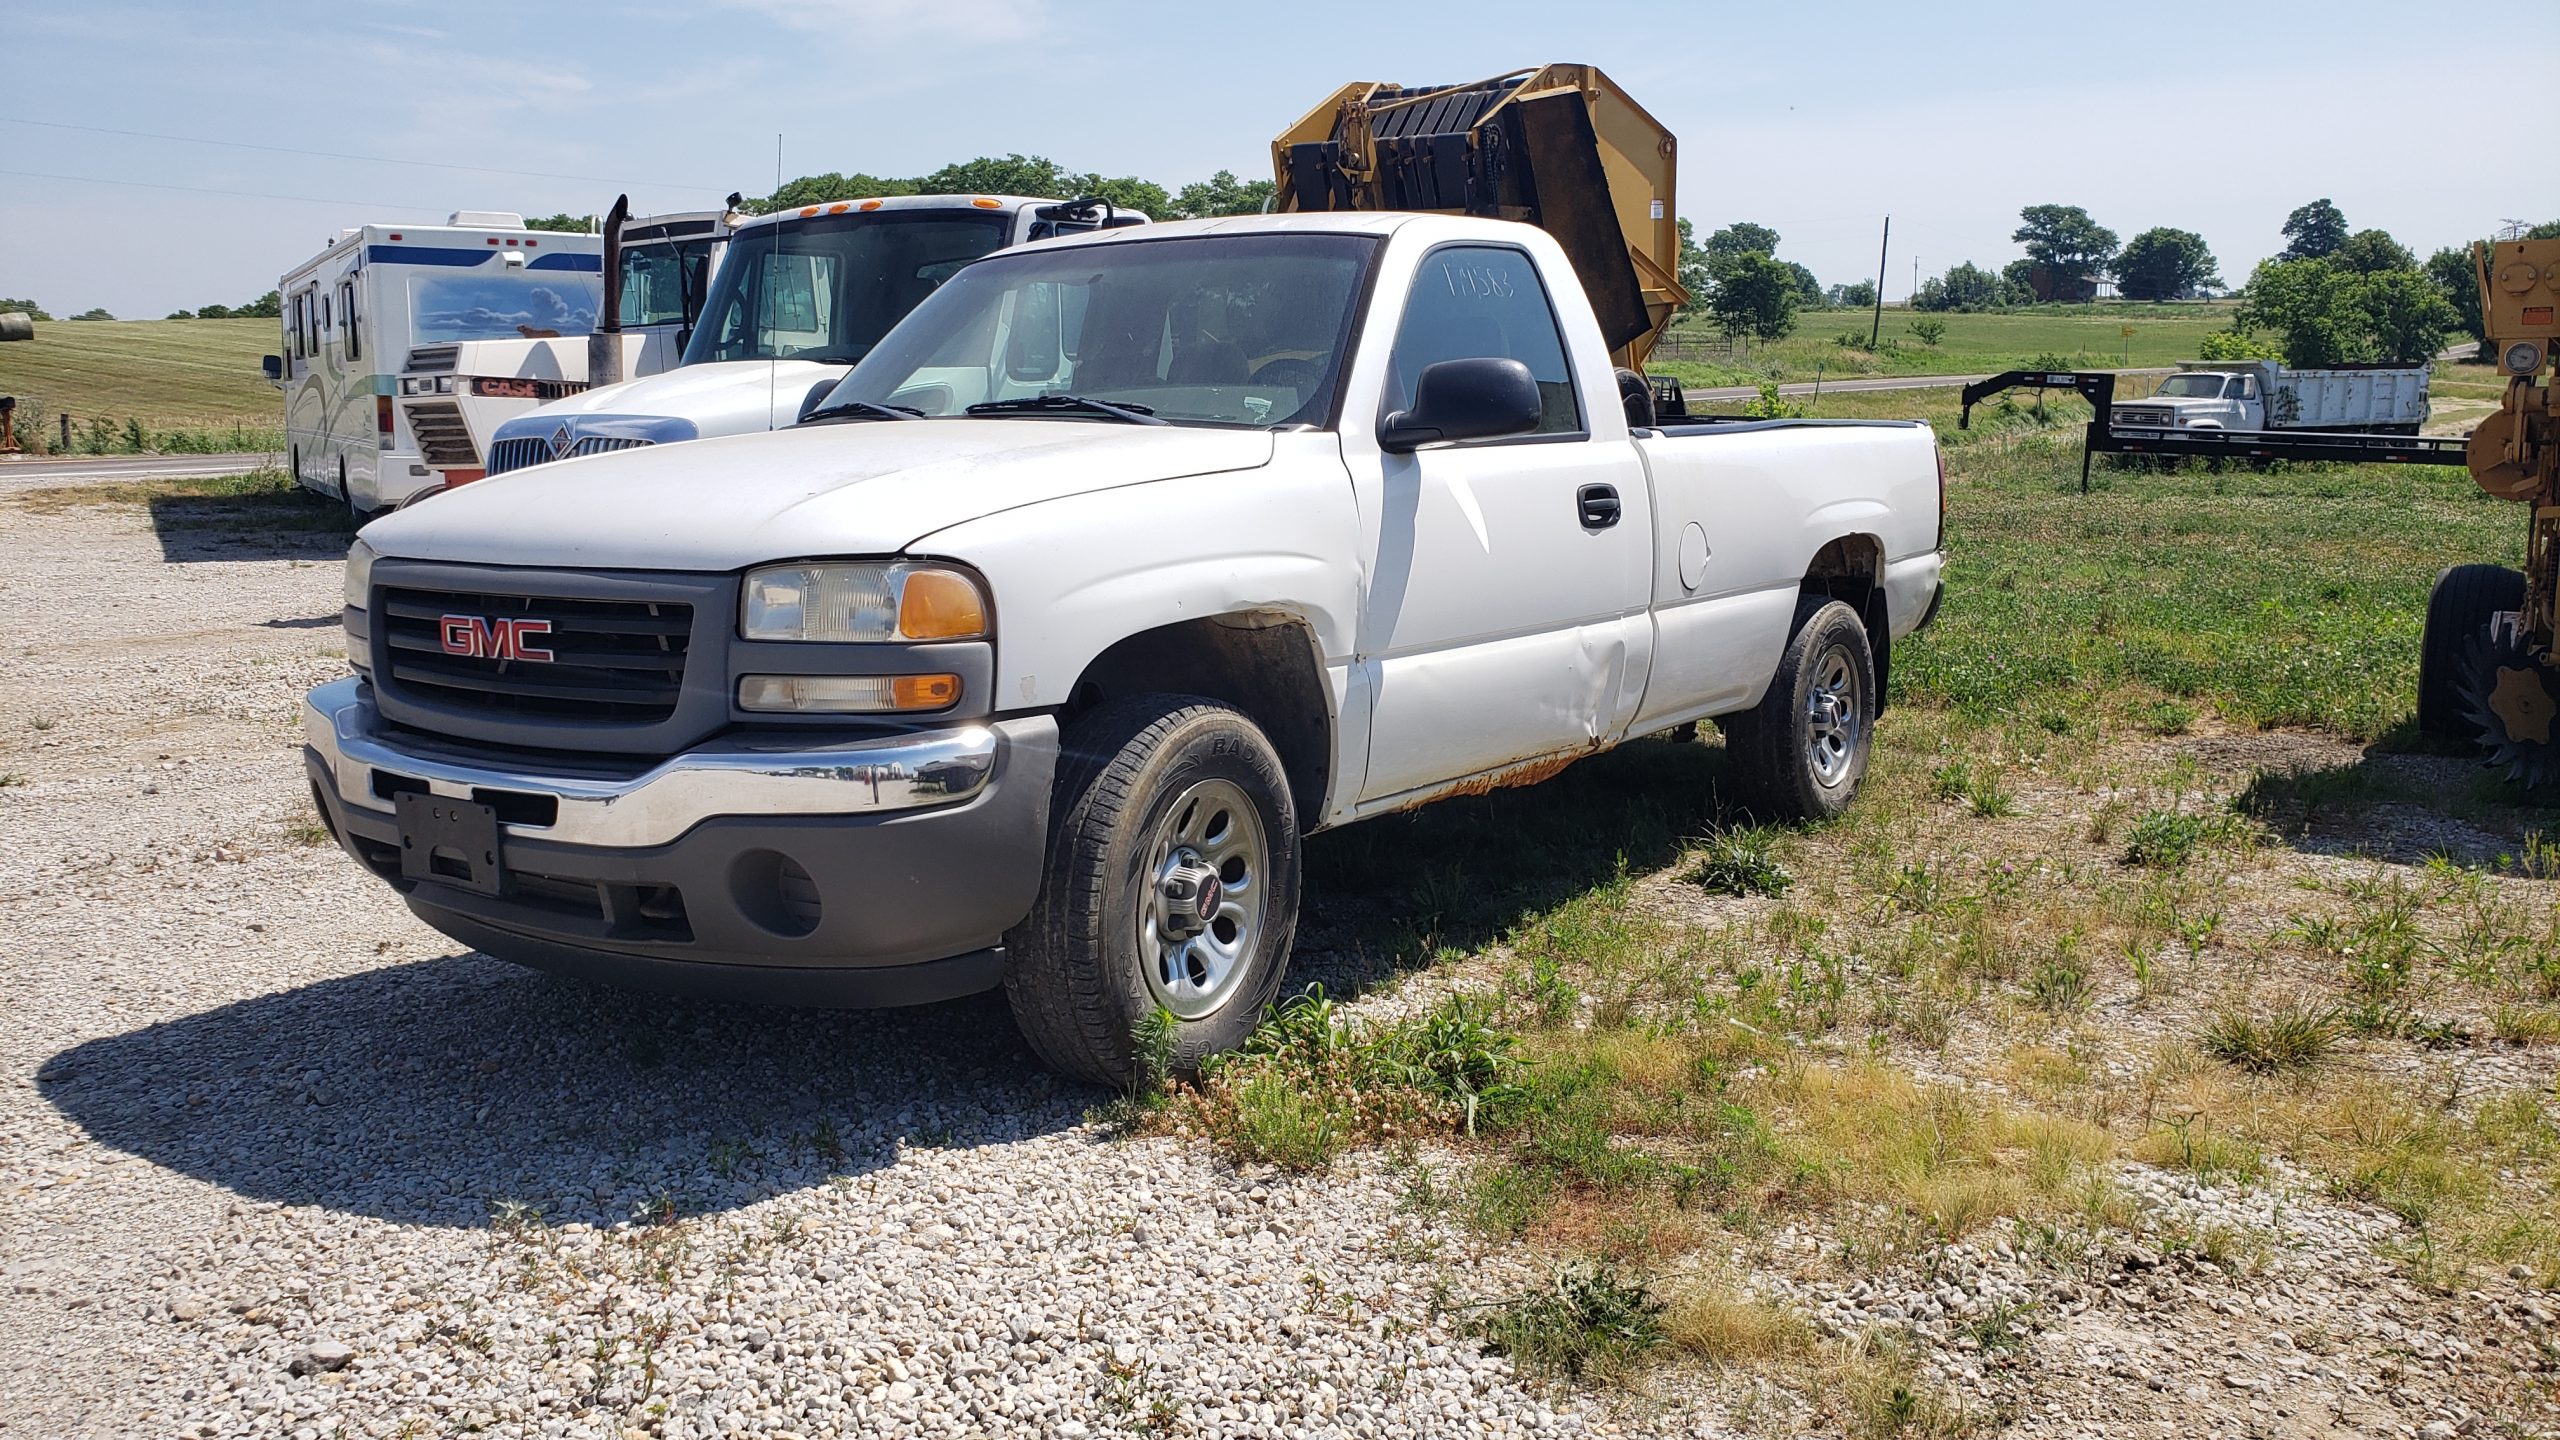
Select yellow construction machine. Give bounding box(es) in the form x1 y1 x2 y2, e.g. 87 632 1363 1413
1271 64 1688 414
2420 237 2560 782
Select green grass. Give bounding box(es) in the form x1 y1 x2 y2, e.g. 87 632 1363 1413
1653 302 2241 388
0 316 281 451
1881 386 2518 740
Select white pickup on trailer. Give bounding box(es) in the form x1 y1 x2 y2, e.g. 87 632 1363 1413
395 207 734 485
267 211 603 515
2112 359 2430 435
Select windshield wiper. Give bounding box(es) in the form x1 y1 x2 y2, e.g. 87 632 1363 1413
965 394 1167 426
798 400 923 425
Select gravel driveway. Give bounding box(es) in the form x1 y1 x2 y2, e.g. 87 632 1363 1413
0 488 1601 1439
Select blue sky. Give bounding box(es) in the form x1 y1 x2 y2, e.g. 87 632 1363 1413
4 1 2550 319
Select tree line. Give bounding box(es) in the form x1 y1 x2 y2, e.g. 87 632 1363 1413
0 292 281 323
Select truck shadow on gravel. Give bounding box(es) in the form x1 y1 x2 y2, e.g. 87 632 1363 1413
2215 737 2558 868
142 491 351 564
1289 734 1737 998
41 737 1738 1230
37 955 1084 1229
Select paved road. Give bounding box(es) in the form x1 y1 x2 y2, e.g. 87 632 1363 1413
0 451 281 484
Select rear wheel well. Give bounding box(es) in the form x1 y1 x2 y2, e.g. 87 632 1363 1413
1802 534 1890 703
1063 613 1333 829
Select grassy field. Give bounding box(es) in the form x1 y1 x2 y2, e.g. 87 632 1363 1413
1134 393 2557 1424
0 316 281 452
1653 303 2243 389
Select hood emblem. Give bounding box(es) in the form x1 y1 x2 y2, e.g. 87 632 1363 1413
548 422 576 459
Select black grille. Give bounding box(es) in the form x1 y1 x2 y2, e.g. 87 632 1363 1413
571 435 653 459
378 586 692 723
487 437 550 475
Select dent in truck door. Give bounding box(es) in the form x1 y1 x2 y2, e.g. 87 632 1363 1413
1354 244 1651 803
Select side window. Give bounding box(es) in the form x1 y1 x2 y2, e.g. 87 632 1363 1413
1387 245 1581 435
341 281 360 362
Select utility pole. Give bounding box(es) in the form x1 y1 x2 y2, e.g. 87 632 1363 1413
1912 256 1919 302
1869 215 1890 349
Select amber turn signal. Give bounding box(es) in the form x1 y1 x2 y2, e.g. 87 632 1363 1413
897 570 989 640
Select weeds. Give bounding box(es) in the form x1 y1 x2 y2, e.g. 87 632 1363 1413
2199 998 2340 1074
2122 810 2223 869
1695 826 1791 897
2025 934 2095 1014
1468 1264 1664 1381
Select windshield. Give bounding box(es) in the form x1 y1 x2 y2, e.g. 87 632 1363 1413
407 272 601 343
682 211 1013 367
617 238 718 329
2154 374 2230 398
819 232 1379 428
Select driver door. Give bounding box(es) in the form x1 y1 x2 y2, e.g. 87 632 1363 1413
1354 244 1651 804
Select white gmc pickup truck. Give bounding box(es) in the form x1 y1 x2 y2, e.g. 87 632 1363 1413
304 213 1945 1084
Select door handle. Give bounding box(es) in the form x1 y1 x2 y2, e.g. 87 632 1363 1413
1577 483 1621 529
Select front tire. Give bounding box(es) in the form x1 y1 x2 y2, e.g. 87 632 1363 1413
1719 597 1876 821
1005 695 1301 1087
2418 564 2525 742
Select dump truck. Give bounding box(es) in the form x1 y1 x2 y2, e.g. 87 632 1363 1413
1271 63 1688 415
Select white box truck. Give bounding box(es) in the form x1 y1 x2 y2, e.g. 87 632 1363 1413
2112 360 2431 435
267 212 603 516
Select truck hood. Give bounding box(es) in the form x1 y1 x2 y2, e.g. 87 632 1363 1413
432 335 591 383
501 360 846 439
360 420 1278 571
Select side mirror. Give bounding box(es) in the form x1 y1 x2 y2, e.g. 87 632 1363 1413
796 377 839 423
1378 357 1542 454
262 354 284 381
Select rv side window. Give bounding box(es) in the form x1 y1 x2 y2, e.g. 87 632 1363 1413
341 282 360 362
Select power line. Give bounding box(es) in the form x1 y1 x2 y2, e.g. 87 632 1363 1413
0 166 459 213
0 115 721 194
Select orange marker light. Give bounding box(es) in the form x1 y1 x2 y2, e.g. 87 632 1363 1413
970 197 1002 209
827 202 851 214
859 199 885 211
800 206 820 218
897 570 988 639
890 674 963 711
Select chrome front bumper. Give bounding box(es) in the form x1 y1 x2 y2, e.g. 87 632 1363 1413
302 676 1000 849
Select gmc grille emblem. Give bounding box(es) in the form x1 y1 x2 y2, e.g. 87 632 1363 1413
439 615 555 662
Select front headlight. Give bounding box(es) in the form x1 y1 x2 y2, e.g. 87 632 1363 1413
344 539 377 609
739 562 989 643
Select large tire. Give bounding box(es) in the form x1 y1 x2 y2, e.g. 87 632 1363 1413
1615 367 1656 429
1005 695 1301 1087
2418 564 2525 741
1718 597 1876 822
339 459 370 526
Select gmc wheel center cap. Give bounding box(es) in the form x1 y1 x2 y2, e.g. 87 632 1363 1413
1159 854 1221 939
